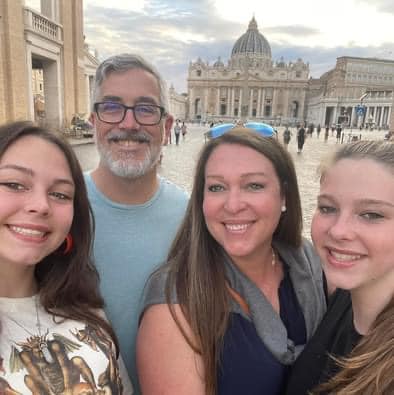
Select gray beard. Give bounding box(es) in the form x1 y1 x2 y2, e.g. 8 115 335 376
97 142 162 179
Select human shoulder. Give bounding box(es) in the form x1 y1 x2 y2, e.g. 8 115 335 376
137 303 205 394
140 268 178 319
159 177 189 201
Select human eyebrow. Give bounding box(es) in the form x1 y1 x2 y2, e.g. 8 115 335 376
240 172 267 179
317 193 334 201
0 165 74 187
357 198 394 208
134 96 160 105
0 164 33 176
52 178 75 188
205 174 225 180
100 96 123 102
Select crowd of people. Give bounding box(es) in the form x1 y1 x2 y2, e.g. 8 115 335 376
1 52 393 395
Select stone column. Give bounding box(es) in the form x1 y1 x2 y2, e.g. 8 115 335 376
216 88 220 118
249 88 253 118
231 87 235 118
261 89 266 118
188 87 194 119
388 104 393 132
257 88 262 118
228 88 232 117
0 0 30 124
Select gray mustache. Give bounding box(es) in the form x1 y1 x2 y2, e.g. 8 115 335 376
107 130 151 143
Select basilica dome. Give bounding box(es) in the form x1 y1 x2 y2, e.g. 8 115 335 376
231 17 271 59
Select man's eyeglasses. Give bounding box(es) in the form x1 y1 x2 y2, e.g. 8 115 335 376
94 102 166 126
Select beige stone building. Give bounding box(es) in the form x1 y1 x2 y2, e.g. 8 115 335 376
0 0 97 130
307 56 394 129
168 84 188 121
187 17 310 125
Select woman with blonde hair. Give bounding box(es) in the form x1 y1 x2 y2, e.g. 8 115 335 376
286 140 394 395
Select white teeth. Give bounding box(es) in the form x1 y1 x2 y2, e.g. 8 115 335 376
117 140 135 147
225 224 249 231
331 251 361 261
10 226 45 237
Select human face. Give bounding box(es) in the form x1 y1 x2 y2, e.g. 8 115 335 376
90 68 172 179
203 144 285 266
0 136 75 272
312 158 394 294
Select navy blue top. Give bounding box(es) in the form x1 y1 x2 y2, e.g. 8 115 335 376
218 268 307 395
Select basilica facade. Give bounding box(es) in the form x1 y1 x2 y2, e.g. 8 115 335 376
307 56 394 129
187 17 310 125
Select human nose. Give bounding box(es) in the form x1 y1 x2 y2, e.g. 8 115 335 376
25 190 51 216
118 107 140 129
223 189 246 213
327 213 355 240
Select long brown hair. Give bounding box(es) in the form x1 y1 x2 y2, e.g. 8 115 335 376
313 298 394 394
0 121 118 353
165 128 303 394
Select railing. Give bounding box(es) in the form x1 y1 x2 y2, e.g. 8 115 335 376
24 7 63 42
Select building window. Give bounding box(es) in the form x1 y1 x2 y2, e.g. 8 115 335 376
220 104 227 115
264 105 271 117
234 108 239 116
296 71 301 78
252 108 257 117
196 70 201 77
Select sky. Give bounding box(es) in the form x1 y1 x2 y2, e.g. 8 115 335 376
27 0 394 93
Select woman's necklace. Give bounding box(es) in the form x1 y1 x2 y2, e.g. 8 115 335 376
3 296 53 362
271 247 276 266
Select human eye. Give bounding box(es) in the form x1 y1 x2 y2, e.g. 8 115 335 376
49 191 73 201
207 184 225 192
247 182 264 191
317 205 337 215
100 102 123 113
135 104 157 116
0 181 26 191
360 211 384 221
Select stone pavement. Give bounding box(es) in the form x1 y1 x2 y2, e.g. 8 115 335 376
71 124 385 238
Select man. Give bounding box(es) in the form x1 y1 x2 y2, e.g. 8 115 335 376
85 53 189 391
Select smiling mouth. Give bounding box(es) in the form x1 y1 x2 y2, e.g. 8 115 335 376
8 225 47 238
109 135 150 144
329 250 362 261
224 223 252 233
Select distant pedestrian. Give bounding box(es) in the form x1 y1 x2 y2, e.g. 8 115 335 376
297 124 306 153
316 124 321 138
181 121 187 140
324 125 329 142
174 120 181 145
283 126 292 149
336 124 342 143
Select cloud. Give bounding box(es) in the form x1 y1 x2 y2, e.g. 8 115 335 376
84 1 394 92
266 25 320 37
355 0 394 14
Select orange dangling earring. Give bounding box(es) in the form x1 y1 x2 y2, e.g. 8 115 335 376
62 234 73 255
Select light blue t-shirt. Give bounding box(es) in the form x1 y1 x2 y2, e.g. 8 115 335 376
84 173 188 393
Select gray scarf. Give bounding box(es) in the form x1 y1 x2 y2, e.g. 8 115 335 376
224 239 326 365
